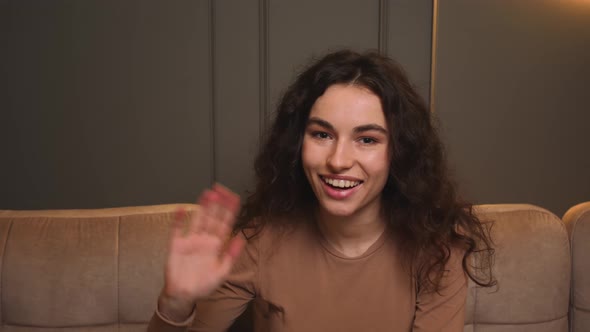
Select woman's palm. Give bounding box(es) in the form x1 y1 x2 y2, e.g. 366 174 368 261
163 185 245 303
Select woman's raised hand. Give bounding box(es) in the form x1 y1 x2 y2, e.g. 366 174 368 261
158 184 246 321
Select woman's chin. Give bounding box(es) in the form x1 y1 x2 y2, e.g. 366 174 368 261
318 203 357 218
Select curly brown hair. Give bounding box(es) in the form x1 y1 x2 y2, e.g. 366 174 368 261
236 49 495 292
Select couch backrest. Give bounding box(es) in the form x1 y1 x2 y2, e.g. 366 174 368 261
0 204 195 332
464 204 571 332
563 201 590 332
0 204 574 331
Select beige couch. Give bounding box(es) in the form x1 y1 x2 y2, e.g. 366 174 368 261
0 203 587 332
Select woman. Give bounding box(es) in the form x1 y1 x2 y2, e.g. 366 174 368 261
148 50 495 331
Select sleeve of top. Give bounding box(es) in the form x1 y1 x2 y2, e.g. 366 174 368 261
147 232 259 332
412 247 468 332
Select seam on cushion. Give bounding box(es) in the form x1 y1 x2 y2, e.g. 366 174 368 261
256 224 260 297
475 314 567 325
473 284 478 331
570 303 575 332
575 306 590 313
570 208 590 307
472 255 479 332
570 212 578 330
0 219 14 325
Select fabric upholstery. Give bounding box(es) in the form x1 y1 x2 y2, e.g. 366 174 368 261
0 203 578 331
118 212 177 323
464 204 570 332
3 216 118 326
563 201 590 332
0 205 195 331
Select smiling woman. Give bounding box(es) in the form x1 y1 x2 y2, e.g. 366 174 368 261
149 50 496 332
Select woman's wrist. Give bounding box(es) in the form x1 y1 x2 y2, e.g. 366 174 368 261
157 292 196 323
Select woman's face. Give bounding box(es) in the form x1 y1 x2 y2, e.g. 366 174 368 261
301 84 390 219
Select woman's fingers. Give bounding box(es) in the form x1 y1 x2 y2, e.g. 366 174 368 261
185 184 240 238
213 183 240 210
218 235 246 276
188 189 214 234
170 207 188 240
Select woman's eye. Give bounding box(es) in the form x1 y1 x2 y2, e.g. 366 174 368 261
313 132 330 139
360 137 377 144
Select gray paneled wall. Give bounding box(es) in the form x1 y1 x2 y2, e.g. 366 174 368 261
0 0 433 209
2 1 587 216
434 0 590 215
1 0 214 209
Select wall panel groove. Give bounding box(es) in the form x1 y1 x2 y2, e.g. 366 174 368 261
258 0 269 137
214 0 261 196
429 0 439 112
386 0 433 102
208 0 216 183
378 0 389 55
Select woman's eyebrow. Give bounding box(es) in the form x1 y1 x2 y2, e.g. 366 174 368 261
306 117 334 130
307 117 387 135
354 124 388 135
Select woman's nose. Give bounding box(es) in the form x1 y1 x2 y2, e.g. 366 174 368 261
326 141 354 171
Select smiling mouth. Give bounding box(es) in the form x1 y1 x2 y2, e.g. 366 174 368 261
320 176 363 189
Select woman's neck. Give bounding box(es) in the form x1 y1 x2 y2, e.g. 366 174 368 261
315 205 386 258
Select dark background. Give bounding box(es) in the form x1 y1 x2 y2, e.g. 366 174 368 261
1 0 589 216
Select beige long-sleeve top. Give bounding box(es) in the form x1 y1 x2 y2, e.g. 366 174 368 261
149 222 467 332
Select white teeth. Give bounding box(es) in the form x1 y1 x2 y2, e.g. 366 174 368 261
321 177 361 189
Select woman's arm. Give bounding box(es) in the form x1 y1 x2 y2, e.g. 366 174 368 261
413 248 468 332
147 235 257 332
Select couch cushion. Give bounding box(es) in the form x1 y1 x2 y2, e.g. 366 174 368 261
464 204 570 332
118 209 193 323
2 215 119 326
0 204 195 330
563 201 590 332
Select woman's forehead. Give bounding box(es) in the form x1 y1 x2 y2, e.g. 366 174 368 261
309 84 386 128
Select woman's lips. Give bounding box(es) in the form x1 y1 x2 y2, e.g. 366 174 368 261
319 175 363 200
320 176 361 189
